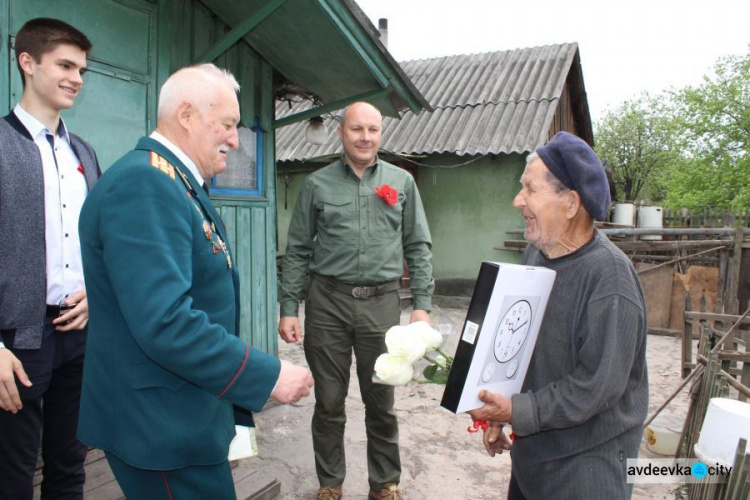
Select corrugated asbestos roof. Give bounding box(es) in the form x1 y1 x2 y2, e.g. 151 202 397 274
276 43 580 162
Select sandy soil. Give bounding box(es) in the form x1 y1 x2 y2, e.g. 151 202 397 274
245 304 691 499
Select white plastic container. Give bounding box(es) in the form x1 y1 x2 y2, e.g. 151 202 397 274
645 412 683 456
612 203 636 226
637 206 663 240
694 398 750 467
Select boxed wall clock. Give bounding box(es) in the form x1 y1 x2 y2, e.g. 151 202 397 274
441 262 556 413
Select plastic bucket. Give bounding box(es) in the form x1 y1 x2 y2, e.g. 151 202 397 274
637 206 663 240
612 203 636 226
645 412 683 456
694 398 750 467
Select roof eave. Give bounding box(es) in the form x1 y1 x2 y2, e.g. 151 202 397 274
340 0 433 114
197 0 430 121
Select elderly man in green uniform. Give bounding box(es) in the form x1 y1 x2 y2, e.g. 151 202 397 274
279 101 434 500
78 63 314 499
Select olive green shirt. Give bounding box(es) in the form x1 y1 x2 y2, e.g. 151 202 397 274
280 157 434 317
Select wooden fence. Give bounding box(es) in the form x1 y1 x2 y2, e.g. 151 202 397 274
663 208 750 228
672 315 750 499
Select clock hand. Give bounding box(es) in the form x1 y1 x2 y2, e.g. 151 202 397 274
511 320 528 333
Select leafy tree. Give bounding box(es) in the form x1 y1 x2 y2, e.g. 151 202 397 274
594 94 680 203
663 49 750 210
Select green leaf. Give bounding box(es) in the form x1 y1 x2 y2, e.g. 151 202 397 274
423 364 450 384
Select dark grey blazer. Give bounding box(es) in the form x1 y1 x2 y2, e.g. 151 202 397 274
0 111 101 349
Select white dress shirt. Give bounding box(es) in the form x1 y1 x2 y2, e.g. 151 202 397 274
14 104 87 306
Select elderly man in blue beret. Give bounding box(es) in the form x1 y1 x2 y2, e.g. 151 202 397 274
469 131 649 499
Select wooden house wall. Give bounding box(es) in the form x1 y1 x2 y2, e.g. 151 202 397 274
547 80 578 141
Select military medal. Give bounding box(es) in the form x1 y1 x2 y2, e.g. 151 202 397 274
173 163 232 271
216 237 232 269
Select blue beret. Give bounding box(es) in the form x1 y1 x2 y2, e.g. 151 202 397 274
536 131 611 221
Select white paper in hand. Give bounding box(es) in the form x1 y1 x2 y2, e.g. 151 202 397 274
228 425 258 461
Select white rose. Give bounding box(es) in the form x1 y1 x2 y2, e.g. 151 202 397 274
385 325 426 363
409 321 443 350
374 353 414 386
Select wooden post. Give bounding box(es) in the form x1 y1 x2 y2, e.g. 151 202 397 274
717 249 729 311
683 292 694 378
727 226 743 315
741 349 750 404
735 443 750 500
723 438 746 500
685 350 715 462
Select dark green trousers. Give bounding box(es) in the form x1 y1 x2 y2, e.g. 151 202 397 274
304 276 401 491
105 452 236 499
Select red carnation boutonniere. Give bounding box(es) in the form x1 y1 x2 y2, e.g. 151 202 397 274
77 164 85 175
374 184 398 205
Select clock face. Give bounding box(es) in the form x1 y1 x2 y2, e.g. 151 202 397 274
493 300 532 362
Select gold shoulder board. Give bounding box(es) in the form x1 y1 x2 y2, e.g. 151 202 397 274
149 152 176 179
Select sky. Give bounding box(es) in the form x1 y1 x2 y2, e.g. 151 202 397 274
355 0 750 123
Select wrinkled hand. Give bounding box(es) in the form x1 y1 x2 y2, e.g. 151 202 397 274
53 289 88 332
467 390 513 424
409 309 430 324
482 421 513 457
270 360 314 404
278 317 302 344
0 348 32 413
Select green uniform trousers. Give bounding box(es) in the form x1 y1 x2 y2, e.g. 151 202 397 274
105 452 235 499
304 275 401 491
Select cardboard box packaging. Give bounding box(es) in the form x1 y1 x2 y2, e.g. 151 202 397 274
441 262 556 413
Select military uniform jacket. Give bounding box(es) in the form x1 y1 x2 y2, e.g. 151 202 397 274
77 137 280 470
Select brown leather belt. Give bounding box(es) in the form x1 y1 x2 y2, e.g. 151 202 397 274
313 273 401 299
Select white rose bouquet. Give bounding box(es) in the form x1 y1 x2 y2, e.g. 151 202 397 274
373 321 454 386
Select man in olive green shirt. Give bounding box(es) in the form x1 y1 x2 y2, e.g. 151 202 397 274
279 101 433 500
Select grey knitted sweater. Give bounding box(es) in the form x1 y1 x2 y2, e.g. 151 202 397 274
511 229 649 461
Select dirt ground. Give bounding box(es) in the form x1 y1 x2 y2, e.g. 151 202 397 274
243 304 691 499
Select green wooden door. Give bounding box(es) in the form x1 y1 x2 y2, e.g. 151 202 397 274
211 61 279 356
3 0 158 170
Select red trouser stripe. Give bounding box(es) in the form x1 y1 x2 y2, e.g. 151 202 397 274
161 471 174 499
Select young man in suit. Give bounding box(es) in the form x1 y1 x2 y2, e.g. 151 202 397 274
0 18 100 500
77 63 314 498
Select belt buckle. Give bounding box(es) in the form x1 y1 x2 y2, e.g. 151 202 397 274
351 286 371 299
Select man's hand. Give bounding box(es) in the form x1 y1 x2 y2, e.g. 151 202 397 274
468 390 513 424
0 349 32 413
53 289 88 332
278 316 303 343
409 309 430 324
482 421 513 457
270 360 314 404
